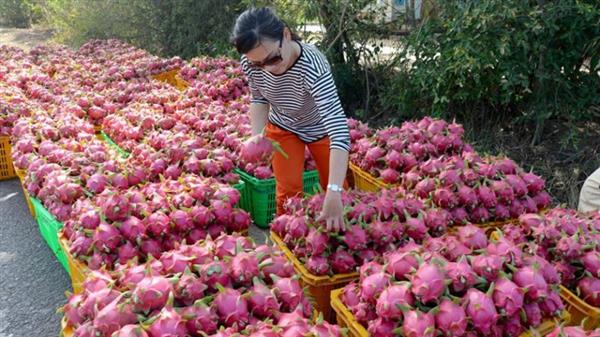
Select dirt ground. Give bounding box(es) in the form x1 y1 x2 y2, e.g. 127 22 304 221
0 26 54 50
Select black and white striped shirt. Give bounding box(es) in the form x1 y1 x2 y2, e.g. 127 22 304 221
241 42 350 152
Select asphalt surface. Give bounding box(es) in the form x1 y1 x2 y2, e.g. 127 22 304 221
0 177 269 337
0 178 70 337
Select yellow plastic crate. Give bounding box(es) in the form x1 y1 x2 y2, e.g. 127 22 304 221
271 231 358 322
331 288 567 337
60 317 72 337
58 235 89 294
348 162 391 192
560 285 600 330
14 168 35 217
151 68 187 90
0 136 16 180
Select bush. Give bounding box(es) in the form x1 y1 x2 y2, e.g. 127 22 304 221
0 0 43 28
44 0 243 58
380 0 600 140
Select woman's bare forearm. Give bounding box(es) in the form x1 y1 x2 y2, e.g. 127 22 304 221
249 103 270 136
328 148 348 188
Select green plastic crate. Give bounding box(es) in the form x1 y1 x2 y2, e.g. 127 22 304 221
232 180 251 211
100 131 130 158
30 198 69 273
234 169 321 228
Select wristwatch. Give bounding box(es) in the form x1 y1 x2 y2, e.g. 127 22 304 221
327 183 343 192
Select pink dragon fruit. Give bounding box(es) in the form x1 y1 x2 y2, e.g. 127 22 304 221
578 276 600 307
456 224 487 249
114 325 149 337
199 260 232 291
341 283 361 309
471 254 504 281
368 318 397 337
360 272 390 304
101 194 130 221
272 276 304 311
342 225 368 251
93 223 122 252
230 252 259 285
214 287 249 327
582 251 600 277
445 260 478 293
512 266 548 302
306 228 329 256
539 291 565 317
463 288 498 333
492 278 524 316
524 302 542 327
402 310 435 337
174 272 207 306
411 262 446 303
305 255 329 276
132 276 174 312
330 250 356 274
92 295 137 336
546 326 588 337
434 299 467 337
182 302 218 335
248 277 280 318
376 283 414 319
147 295 188 337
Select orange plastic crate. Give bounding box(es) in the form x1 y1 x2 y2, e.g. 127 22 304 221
348 162 391 192
271 231 358 322
58 235 89 294
331 288 567 337
0 136 16 180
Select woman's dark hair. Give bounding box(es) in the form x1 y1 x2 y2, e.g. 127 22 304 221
231 7 301 54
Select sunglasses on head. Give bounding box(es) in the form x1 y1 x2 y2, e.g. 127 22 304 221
249 37 284 68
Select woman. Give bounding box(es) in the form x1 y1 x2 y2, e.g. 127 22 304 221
231 7 350 232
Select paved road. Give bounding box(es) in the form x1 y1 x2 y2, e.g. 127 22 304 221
0 178 269 337
0 178 70 337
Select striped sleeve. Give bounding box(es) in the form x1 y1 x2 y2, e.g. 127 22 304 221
308 70 350 152
240 57 269 105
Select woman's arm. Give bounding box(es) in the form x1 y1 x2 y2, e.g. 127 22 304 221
250 102 270 136
308 70 351 232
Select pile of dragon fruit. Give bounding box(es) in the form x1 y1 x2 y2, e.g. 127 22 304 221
350 117 551 224
61 234 344 337
497 209 600 308
62 174 251 270
271 187 460 276
340 229 565 337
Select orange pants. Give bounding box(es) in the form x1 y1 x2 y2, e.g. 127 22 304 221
265 123 332 216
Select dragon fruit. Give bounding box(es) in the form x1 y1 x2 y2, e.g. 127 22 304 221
230 252 259 285
492 278 524 316
402 310 435 337
471 254 504 281
92 295 137 336
305 255 329 276
375 283 414 319
330 250 356 274
445 260 478 293
582 251 600 277
114 325 149 337
342 225 368 251
306 228 329 256
463 288 498 333
132 276 174 312
368 318 397 337
456 224 487 249
272 277 304 311
248 277 280 318
578 277 600 307
360 272 390 304
523 302 542 327
434 299 467 337
512 266 548 302
174 272 207 306
411 262 446 303
147 295 188 337
214 287 249 327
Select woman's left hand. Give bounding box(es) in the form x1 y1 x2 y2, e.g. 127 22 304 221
317 190 344 232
